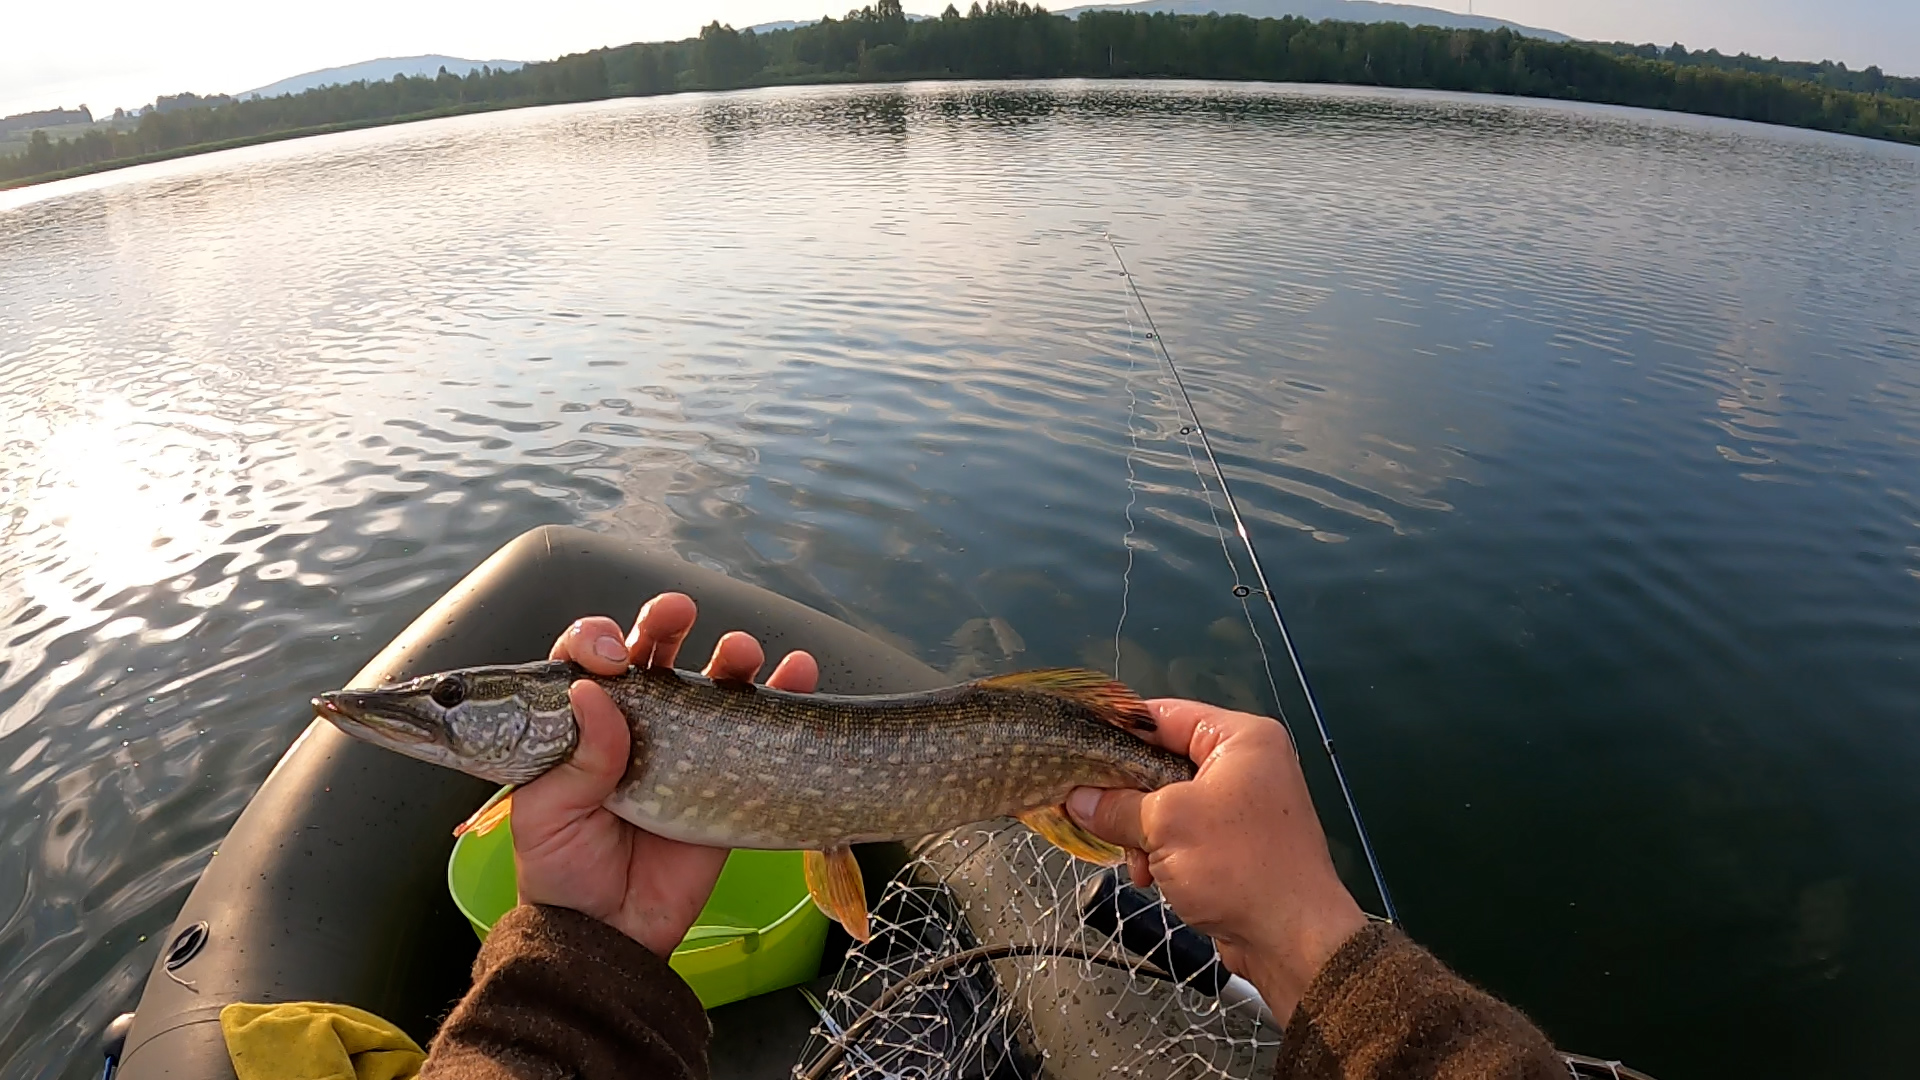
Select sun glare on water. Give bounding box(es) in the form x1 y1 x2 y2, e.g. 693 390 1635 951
0 397 254 737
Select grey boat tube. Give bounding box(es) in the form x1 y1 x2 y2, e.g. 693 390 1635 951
115 525 943 1080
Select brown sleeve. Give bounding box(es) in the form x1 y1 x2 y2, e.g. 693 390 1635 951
421 904 711 1080
1276 923 1566 1080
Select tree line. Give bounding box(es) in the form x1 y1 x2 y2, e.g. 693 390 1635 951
1586 41 1918 101
6 3 1917 187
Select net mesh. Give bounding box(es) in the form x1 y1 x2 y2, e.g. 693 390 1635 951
795 821 1280 1080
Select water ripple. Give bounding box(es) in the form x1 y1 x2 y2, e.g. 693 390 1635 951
0 82 1917 1080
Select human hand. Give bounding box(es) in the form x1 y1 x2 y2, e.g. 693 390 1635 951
509 592 820 956
1065 700 1367 1023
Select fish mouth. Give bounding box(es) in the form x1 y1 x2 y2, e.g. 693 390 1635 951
312 690 436 745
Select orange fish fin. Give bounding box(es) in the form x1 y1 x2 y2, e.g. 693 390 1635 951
454 788 515 838
975 668 1154 732
1017 804 1127 865
804 846 870 942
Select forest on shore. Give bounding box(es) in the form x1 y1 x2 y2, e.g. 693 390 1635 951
7 1 1918 188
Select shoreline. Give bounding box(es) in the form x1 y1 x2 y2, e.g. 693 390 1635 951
6 69 1916 192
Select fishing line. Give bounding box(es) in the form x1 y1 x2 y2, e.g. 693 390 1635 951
1114 295 1144 680
1118 302 1286 715
1104 234 1399 926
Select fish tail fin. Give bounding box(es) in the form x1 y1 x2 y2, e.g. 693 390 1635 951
1018 804 1128 865
454 788 515 838
804 846 871 942
975 668 1154 732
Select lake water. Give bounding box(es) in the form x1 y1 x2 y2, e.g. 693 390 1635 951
2 81 1917 1078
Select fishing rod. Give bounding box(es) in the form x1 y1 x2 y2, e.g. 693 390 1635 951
1105 234 1400 926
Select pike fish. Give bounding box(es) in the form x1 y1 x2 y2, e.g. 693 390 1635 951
313 662 1194 939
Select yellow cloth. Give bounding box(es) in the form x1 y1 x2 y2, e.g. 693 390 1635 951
219 1002 425 1080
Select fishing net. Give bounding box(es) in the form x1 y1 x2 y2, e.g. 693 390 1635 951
795 822 1280 1080
791 825 1652 1080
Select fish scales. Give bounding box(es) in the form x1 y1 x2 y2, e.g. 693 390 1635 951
314 660 1194 851
602 667 1189 849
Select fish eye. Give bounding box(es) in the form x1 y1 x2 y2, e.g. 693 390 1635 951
430 676 467 709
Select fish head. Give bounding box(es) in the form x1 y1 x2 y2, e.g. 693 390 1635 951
312 662 580 785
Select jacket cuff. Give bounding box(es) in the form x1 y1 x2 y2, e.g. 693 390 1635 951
478 904 710 1071
1275 922 1564 1080
1289 920 1399 1027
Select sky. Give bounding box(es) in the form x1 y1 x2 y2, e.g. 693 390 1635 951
7 0 1918 119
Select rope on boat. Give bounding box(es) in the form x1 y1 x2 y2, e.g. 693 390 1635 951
1104 234 1399 926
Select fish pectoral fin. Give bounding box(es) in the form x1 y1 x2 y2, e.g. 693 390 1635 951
975 668 1154 732
804 846 871 942
454 788 515 838
1017 804 1127 866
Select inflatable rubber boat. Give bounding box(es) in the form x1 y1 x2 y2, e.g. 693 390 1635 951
112 525 948 1079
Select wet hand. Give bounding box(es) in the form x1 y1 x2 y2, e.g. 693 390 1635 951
1065 700 1366 1023
510 592 820 955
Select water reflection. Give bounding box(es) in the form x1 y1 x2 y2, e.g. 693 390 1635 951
1 81 1917 1079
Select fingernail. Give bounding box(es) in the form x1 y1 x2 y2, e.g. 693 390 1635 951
594 635 629 664
1067 787 1100 823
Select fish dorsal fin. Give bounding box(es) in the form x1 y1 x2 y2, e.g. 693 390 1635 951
975 668 1154 733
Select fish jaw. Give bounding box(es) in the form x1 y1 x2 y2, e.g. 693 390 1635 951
312 662 582 785
313 688 481 775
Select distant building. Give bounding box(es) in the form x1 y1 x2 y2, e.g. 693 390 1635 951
0 106 93 135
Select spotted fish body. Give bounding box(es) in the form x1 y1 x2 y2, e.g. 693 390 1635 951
314 661 1194 939
599 667 1191 849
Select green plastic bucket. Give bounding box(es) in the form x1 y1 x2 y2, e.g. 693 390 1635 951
447 800 830 1009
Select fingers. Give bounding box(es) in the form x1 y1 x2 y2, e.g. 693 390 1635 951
1128 848 1153 889
551 616 633 675
706 633 819 693
554 595 816 699
704 635 819 692
518 681 632 819
629 593 698 669
1066 786 1149 850
704 631 765 682
1136 699 1207 756
767 650 819 693
1142 698 1293 764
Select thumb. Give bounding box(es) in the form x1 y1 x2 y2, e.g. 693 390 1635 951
517 680 629 820
1067 786 1148 851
